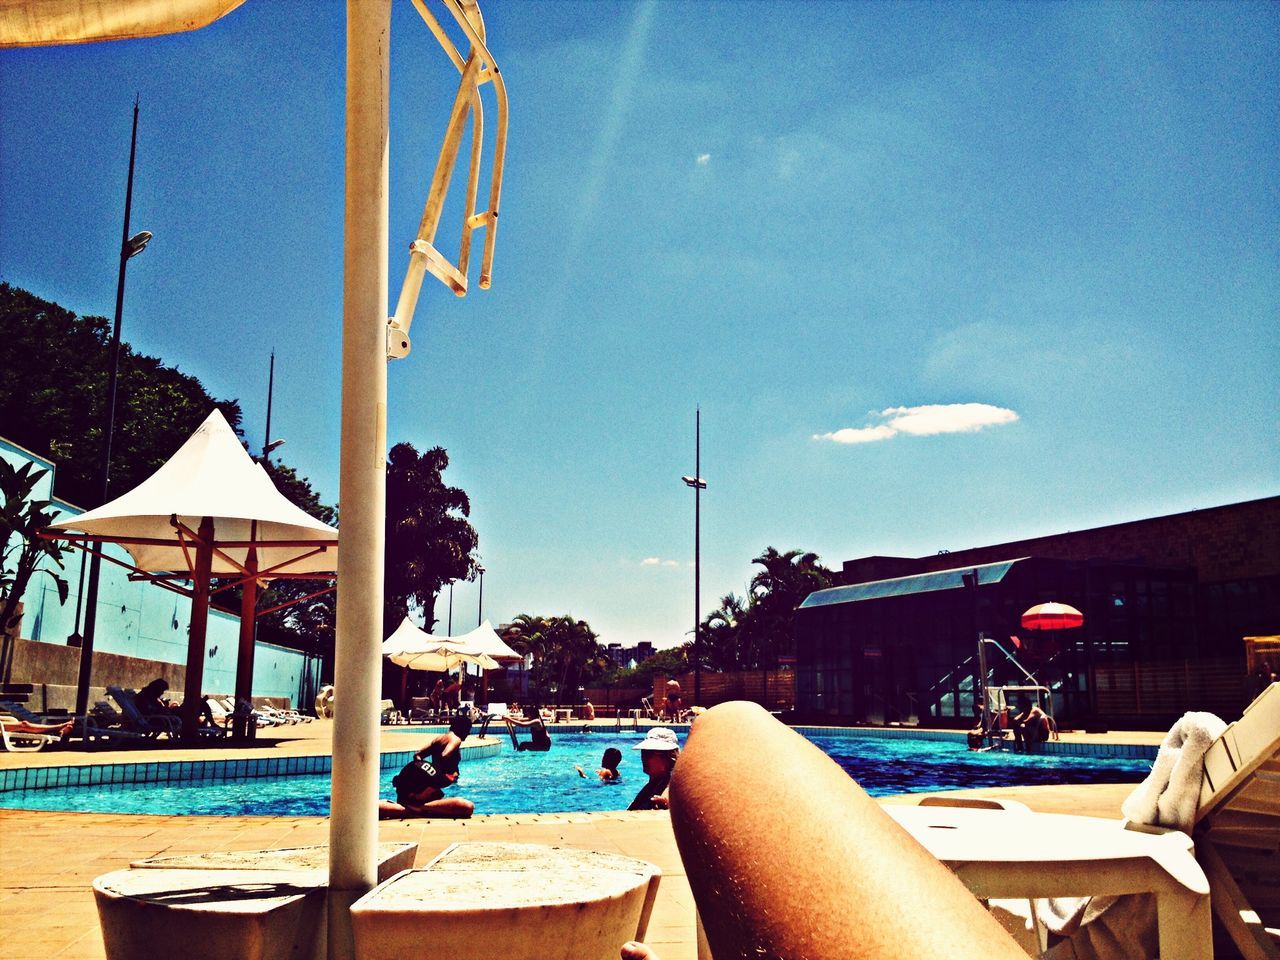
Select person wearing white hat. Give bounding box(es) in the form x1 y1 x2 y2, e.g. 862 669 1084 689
627 727 680 811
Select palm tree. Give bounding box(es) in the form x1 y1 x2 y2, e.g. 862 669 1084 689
748 547 833 702
700 592 749 671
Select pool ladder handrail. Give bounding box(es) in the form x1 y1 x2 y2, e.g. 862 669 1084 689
388 0 509 361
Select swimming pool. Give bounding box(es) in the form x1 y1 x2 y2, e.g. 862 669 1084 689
0 729 1151 817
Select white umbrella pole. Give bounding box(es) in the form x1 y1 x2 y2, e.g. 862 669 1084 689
330 2 390 958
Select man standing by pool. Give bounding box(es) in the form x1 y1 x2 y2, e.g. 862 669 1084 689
378 713 475 819
628 727 679 811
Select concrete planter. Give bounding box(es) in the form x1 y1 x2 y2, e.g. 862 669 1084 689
94 842 417 960
350 842 661 960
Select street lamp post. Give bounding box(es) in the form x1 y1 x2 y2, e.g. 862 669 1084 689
476 564 485 626
447 579 454 636
74 97 152 719
681 408 707 707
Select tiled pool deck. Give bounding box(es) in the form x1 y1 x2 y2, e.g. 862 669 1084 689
0 719 1161 960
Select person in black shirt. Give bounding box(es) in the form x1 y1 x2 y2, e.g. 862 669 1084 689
379 714 474 818
627 727 679 811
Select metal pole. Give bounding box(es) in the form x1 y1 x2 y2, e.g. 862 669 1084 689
263 349 275 463
448 580 454 636
75 96 141 719
693 408 701 707
477 567 484 627
330 3 389 957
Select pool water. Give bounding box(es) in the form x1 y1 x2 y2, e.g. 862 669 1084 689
0 731 1150 817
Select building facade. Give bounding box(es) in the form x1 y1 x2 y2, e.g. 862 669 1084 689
795 496 1280 730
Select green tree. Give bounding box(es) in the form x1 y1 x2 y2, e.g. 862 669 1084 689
0 461 68 681
503 613 607 704
747 547 832 669
0 283 244 509
383 443 479 637
607 646 690 688
698 592 750 671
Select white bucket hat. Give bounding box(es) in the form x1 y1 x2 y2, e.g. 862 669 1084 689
633 727 680 751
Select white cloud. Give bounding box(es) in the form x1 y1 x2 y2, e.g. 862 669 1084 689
814 403 1019 445
641 557 661 566
664 560 679 567
696 153 711 165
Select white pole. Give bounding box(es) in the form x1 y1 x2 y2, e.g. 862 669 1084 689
330 2 390 958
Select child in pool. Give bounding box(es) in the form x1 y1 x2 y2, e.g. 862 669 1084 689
577 747 623 782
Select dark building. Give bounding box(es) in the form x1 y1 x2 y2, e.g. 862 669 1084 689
795 495 1280 730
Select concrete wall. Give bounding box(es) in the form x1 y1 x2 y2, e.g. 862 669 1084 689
2 436 319 706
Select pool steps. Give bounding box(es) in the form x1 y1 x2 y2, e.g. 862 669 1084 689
0 724 1156 794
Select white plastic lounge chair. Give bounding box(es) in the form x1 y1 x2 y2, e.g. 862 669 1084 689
1009 682 1280 959
886 802 1211 960
1190 681 1280 958
379 699 402 725
0 714 63 752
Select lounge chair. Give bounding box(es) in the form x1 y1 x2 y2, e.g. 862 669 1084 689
379 699 403 725
106 685 181 739
0 713 65 752
0 698 69 725
1189 681 1279 958
1002 682 1280 958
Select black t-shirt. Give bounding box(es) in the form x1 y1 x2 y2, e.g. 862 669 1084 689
627 771 672 811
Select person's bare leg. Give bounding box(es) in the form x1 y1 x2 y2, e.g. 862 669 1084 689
669 701 1028 960
619 941 660 960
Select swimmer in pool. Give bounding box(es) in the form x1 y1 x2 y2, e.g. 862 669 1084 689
577 746 623 782
504 711 551 752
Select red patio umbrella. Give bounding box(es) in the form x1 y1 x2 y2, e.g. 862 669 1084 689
1020 602 1084 631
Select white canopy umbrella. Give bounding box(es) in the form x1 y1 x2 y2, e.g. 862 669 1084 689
43 409 338 737
382 617 499 672
449 619 522 661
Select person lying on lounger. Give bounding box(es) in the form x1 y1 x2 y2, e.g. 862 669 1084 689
378 714 474 819
618 702 1029 960
1 716 74 737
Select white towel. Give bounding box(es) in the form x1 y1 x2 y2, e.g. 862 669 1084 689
1120 710 1226 831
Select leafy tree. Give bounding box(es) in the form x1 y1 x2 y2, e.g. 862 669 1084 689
503 613 608 704
692 548 834 674
0 283 244 509
0 461 68 681
746 547 833 668
607 646 689 688
383 443 479 638
698 592 750 671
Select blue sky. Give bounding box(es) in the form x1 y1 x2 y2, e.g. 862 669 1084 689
2 1 1276 650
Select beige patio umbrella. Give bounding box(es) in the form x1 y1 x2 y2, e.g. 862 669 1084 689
43 409 338 738
0 0 245 46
